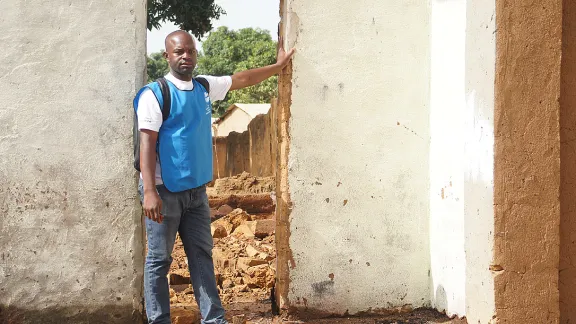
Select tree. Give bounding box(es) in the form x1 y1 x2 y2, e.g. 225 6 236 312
147 0 225 39
196 27 278 116
147 51 169 83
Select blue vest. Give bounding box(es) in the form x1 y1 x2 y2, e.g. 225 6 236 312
134 79 213 192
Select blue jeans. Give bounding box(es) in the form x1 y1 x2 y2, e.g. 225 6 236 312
138 180 227 324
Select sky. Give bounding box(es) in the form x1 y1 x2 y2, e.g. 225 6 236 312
147 0 280 54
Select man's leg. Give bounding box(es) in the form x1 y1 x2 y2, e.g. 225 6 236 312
179 186 227 324
139 182 187 324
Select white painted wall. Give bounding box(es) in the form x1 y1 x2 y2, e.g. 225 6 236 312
464 0 496 322
283 0 431 313
429 0 496 321
429 0 467 317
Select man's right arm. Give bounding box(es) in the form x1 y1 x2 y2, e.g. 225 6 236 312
137 89 164 223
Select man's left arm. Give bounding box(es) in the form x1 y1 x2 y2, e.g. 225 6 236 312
230 37 295 91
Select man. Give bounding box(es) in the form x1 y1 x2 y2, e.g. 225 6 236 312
134 30 294 324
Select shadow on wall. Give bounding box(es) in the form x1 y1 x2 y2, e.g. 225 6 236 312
0 304 142 324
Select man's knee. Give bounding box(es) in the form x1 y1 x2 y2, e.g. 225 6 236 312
146 253 173 272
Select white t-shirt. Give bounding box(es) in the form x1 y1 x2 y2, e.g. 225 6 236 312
137 72 232 185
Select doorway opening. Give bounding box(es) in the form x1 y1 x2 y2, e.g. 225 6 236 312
143 1 282 322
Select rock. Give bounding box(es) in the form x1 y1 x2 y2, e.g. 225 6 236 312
232 314 247 324
210 207 218 221
222 279 234 289
213 247 227 260
246 245 260 258
237 257 268 271
260 243 274 251
215 257 235 270
228 208 252 229
169 288 176 298
233 276 244 285
211 173 274 195
169 271 190 285
214 270 222 286
233 222 255 238
233 284 250 293
211 224 228 238
171 284 190 293
171 305 200 324
258 252 272 260
217 204 234 216
253 219 275 238
213 217 234 235
245 264 269 288
208 194 276 214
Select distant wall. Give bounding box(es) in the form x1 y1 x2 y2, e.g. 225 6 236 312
214 109 252 137
213 100 277 179
0 1 146 323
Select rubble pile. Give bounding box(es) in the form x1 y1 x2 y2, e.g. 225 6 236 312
168 173 277 323
208 172 275 196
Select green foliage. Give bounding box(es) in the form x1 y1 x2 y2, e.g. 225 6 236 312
196 27 278 116
146 51 169 83
147 0 225 39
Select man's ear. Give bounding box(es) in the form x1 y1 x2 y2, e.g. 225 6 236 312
163 51 168 59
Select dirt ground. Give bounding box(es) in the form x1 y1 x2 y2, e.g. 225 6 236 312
166 173 464 324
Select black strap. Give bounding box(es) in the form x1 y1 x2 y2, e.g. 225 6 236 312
194 77 210 94
156 77 171 121
194 77 211 113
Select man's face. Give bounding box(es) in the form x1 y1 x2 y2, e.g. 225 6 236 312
164 33 197 77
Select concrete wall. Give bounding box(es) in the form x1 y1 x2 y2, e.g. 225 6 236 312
212 101 277 179
0 1 146 323
280 0 431 314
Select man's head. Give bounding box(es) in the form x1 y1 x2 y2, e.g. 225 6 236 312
163 30 197 80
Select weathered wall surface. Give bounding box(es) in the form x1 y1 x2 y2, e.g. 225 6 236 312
493 0 562 322
429 0 467 317
212 101 277 179
560 0 576 321
280 0 431 314
0 1 146 323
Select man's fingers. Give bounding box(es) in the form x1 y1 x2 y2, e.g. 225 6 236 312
155 204 163 223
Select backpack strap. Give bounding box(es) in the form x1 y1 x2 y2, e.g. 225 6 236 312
194 77 210 94
133 78 171 172
156 77 171 121
194 77 212 113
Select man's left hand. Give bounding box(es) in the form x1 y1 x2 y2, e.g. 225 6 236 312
276 36 296 69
